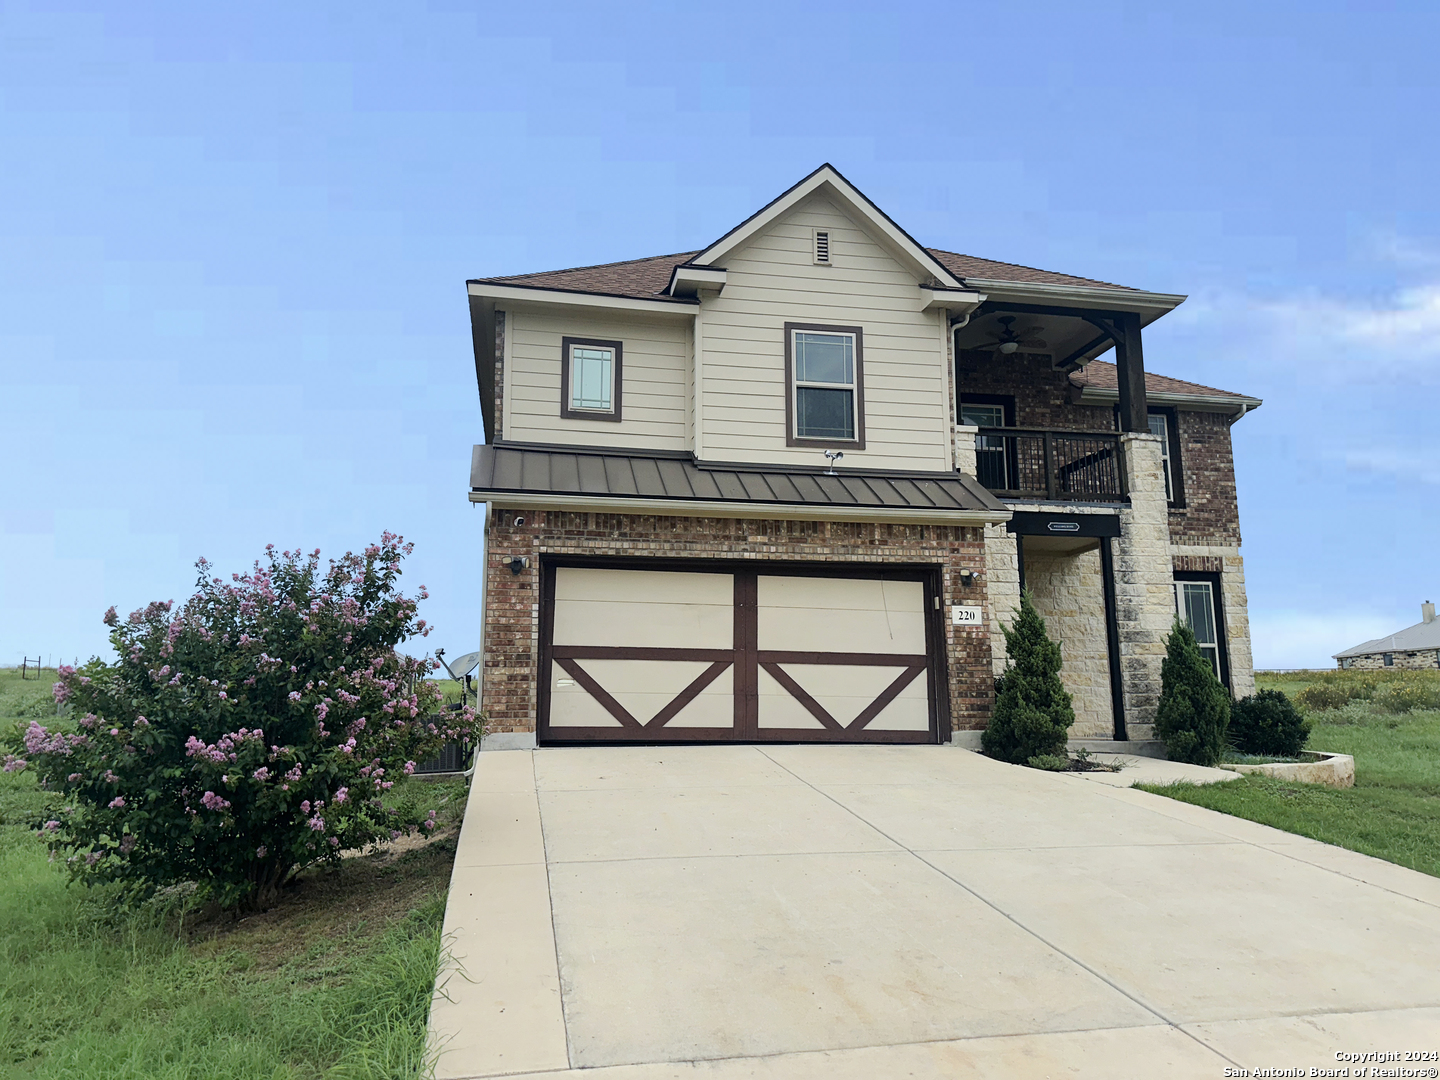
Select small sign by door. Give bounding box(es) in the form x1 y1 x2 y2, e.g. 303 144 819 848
951 605 984 627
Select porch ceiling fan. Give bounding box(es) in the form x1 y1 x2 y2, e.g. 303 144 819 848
976 315 1048 355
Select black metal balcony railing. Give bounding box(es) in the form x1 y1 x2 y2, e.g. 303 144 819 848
974 427 1126 501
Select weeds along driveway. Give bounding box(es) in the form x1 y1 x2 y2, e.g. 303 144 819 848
427 745 1440 1079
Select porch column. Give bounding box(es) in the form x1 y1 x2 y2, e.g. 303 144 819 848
1112 432 1173 738
954 423 979 478
1114 312 1149 433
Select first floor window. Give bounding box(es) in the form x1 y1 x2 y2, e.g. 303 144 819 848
786 323 863 446
1174 578 1221 679
560 337 622 421
1384 652 1394 667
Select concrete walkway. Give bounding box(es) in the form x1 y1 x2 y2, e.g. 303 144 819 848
428 745 1440 1079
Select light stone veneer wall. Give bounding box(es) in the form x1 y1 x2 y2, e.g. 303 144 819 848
984 523 1021 676
1112 433 1176 740
1022 545 1114 738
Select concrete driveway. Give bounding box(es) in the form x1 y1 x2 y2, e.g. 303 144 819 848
428 745 1440 1079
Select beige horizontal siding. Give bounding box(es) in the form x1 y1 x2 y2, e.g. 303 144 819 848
698 194 950 471
504 306 689 450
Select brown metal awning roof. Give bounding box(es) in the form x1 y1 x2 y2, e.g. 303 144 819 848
469 443 1010 525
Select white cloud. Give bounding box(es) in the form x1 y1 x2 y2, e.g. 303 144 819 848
1367 233 1440 269
1249 610 1396 670
1257 283 1440 376
1337 447 1440 486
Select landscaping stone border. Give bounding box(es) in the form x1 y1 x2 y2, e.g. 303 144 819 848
1218 751 1354 789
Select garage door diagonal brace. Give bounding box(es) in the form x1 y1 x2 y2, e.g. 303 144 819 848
759 663 845 731
645 661 733 730
553 657 644 731
847 662 928 732
556 656 735 731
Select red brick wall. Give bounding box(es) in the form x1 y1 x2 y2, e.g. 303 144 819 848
956 350 1115 432
1169 410 1241 546
481 509 994 735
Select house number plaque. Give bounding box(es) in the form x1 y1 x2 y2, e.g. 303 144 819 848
951 605 984 627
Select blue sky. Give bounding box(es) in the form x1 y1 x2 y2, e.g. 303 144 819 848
2 0 1437 670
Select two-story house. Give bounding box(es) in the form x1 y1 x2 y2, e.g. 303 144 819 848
465 165 1260 749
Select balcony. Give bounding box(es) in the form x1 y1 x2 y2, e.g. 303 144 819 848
974 427 1126 502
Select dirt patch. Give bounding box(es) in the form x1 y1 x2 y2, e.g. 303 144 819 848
184 827 459 973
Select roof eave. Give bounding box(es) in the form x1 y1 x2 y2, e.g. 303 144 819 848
468 488 1010 527
1073 386 1263 414
964 278 1188 319
466 280 698 315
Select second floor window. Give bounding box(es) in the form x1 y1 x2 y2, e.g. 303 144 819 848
560 337 623 422
785 323 865 447
1148 412 1173 501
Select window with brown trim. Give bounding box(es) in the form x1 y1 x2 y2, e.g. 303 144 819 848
1147 406 1186 507
560 336 622 422
784 322 865 449
1173 571 1229 688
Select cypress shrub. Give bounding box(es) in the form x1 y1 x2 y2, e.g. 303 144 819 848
982 591 1076 765
1230 688 1310 757
1154 619 1230 766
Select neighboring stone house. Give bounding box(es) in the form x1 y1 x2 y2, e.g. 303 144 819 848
1334 603 1440 670
464 165 1260 747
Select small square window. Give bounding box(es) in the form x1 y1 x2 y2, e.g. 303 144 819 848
785 324 864 448
560 337 622 422
570 347 613 411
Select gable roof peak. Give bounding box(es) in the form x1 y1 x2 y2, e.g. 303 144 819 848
691 163 965 288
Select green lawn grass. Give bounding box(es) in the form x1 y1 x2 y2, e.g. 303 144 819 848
1139 671 1440 878
0 666 467 1079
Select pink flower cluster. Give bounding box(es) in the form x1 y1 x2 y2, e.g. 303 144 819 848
200 790 231 812
24 722 88 757
184 727 265 764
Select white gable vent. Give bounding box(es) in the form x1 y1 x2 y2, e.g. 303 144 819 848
813 229 831 264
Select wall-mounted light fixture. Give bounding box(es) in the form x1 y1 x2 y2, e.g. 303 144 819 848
505 555 530 575
958 568 980 587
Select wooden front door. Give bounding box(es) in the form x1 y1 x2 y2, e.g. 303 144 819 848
538 562 942 745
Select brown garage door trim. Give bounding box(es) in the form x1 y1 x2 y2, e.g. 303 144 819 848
536 556 950 746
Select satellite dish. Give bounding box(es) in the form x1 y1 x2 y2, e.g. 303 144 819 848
439 650 480 679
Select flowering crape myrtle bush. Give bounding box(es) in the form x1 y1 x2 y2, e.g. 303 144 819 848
3 534 481 910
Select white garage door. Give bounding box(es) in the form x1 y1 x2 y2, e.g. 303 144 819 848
540 564 939 744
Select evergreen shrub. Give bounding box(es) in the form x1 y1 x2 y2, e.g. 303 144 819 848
982 591 1075 765
1229 688 1310 757
1154 620 1230 766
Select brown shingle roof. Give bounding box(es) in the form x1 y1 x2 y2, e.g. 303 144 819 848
473 248 1144 299
479 251 701 301
924 249 1138 292
1071 361 1256 402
